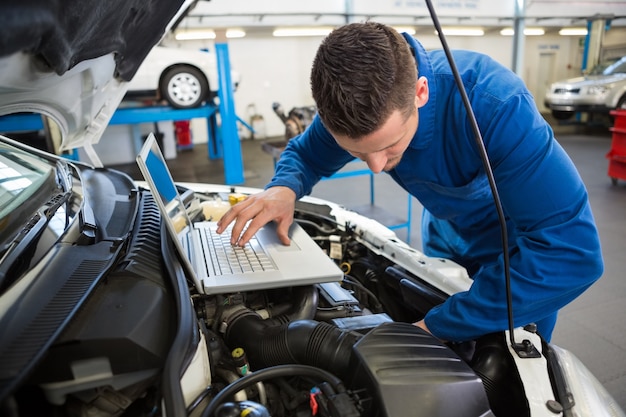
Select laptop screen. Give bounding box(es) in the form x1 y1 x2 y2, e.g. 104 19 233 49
140 134 192 234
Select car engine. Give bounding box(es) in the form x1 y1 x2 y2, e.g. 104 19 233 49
3 188 534 417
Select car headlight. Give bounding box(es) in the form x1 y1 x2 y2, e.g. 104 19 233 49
551 345 625 417
587 85 610 95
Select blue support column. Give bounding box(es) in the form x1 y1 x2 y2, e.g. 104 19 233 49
215 41 244 185
207 112 222 160
581 19 593 72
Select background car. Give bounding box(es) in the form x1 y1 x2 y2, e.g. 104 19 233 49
544 56 626 120
125 45 241 109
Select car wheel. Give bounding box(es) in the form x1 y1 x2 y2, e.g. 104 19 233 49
159 65 209 109
551 110 574 120
617 95 626 110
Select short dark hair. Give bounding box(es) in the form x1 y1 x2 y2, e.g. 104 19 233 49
310 22 418 138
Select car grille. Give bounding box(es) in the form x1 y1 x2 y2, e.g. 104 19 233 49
554 88 580 94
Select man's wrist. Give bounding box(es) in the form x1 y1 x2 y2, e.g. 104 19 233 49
414 319 431 334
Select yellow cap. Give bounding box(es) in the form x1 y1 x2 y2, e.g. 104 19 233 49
228 193 246 206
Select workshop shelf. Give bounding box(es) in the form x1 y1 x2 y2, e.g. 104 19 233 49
606 109 626 186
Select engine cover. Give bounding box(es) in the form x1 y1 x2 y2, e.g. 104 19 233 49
349 322 494 417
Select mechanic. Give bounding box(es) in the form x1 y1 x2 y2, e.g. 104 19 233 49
217 21 604 343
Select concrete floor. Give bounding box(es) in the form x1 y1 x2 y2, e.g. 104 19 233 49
113 117 626 410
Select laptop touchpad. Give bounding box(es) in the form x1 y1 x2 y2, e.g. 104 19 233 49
258 223 302 252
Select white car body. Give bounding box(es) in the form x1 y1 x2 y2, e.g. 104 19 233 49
544 56 626 120
126 45 241 108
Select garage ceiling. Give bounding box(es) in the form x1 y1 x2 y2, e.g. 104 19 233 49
179 0 626 32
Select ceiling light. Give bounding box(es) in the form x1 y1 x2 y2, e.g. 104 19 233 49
272 27 334 37
559 28 588 36
393 26 416 35
438 27 484 36
225 29 246 38
176 30 216 40
500 27 545 36
174 29 246 41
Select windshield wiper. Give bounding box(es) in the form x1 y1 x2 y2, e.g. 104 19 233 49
0 181 73 290
0 212 48 291
70 166 97 245
0 162 77 290
56 160 96 244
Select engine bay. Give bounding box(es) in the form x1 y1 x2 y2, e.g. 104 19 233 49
6 187 541 417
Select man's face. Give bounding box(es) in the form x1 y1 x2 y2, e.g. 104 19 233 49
331 76 428 174
332 105 418 173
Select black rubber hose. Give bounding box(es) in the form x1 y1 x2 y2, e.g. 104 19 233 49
224 314 361 379
259 285 319 326
200 364 346 417
280 285 319 322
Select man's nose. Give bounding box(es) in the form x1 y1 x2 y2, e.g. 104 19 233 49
364 153 386 174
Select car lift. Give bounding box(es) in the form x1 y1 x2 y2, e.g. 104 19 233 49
0 41 245 185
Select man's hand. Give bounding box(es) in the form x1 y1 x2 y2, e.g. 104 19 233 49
216 186 297 247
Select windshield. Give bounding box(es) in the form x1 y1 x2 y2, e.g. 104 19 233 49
0 143 54 219
0 141 60 252
604 57 626 75
589 57 626 75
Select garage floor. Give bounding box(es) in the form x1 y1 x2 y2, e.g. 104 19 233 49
113 117 626 410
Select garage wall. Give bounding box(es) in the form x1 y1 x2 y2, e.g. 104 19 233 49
224 32 518 138
166 24 626 138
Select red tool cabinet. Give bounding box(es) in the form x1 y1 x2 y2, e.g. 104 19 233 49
606 109 626 185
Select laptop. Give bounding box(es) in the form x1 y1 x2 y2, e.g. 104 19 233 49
136 133 344 295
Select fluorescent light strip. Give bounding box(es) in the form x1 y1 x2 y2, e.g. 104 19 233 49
438 27 484 36
176 30 215 40
175 29 246 40
393 26 416 35
225 29 246 38
500 27 545 36
272 27 334 37
559 28 588 36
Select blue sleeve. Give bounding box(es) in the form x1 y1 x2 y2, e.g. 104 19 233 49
424 92 604 342
266 115 354 198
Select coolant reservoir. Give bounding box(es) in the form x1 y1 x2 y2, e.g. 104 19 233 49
200 199 232 221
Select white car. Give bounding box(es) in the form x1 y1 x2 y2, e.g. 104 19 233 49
544 56 626 120
126 45 241 109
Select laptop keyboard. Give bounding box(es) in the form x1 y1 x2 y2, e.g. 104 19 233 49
200 226 276 276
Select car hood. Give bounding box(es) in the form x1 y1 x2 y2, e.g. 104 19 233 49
553 74 626 87
0 0 193 156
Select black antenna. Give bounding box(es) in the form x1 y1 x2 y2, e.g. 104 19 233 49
423 0 539 358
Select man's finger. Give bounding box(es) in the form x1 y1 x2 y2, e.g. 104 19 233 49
217 198 252 233
234 215 268 247
275 219 292 246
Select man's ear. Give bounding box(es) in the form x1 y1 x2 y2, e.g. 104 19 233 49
416 76 429 108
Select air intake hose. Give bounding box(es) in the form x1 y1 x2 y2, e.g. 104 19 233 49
224 313 361 379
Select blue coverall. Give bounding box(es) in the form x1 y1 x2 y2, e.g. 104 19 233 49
265 34 604 343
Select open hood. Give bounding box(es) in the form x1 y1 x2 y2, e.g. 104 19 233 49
0 0 194 158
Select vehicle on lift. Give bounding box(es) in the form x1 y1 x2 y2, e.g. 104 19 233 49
125 45 241 109
0 1 624 416
544 56 626 120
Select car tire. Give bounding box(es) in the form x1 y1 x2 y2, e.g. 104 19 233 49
159 65 209 109
551 110 574 120
617 95 626 110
